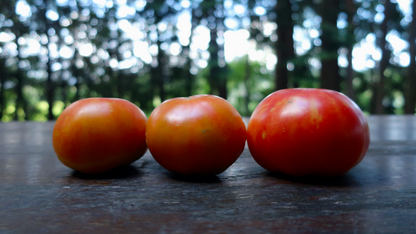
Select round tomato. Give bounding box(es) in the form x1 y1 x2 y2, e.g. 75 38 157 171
53 98 147 174
146 95 246 175
247 88 370 177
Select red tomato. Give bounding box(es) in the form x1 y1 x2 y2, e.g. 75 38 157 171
146 95 246 175
247 88 370 177
53 98 147 174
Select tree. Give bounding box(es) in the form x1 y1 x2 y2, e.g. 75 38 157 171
371 0 401 114
11 11 30 120
141 1 178 103
2 0 30 120
345 0 358 101
275 0 295 90
318 0 341 91
32 0 55 120
182 7 197 97
196 0 228 99
0 56 5 119
227 56 274 115
404 0 416 114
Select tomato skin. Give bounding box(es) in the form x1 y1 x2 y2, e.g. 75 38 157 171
146 95 247 175
247 89 370 177
52 98 147 174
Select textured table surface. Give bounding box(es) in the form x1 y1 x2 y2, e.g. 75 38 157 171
1 116 416 233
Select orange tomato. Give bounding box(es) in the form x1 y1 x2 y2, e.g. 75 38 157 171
146 95 247 175
53 98 147 174
247 89 370 177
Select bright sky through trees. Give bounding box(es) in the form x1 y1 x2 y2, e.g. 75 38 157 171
6 0 413 74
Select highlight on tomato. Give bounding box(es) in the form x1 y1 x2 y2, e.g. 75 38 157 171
247 88 370 177
53 98 148 174
146 95 247 176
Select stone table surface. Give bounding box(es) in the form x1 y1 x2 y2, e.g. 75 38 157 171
1 116 416 233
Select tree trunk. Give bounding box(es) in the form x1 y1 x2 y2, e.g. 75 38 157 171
82 56 93 99
46 36 54 120
183 49 193 97
39 3 55 120
38 1 55 120
319 0 341 91
0 58 5 120
56 32 68 108
14 71 24 121
345 0 357 101
183 9 197 97
404 0 416 114
209 27 220 96
156 39 166 102
61 81 68 108
14 39 26 121
243 55 251 115
275 0 295 90
149 38 166 104
346 45 357 101
218 66 227 99
72 49 81 102
116 44 123 98
373 0 393 114
116 65 122 99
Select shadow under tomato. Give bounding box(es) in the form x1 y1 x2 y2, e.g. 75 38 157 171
166 172 222 184
265 172 362 187
71 165 141 180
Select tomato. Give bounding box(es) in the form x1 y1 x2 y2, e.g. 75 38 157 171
146 95 246 175
247 88 370 177
53 98 147 174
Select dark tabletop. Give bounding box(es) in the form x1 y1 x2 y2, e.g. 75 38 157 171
1 116 416 233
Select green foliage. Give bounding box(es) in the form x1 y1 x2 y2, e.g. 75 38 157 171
227 56 274 115
0 0 413 120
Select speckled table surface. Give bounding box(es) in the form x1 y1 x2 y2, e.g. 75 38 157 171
1 116 416 233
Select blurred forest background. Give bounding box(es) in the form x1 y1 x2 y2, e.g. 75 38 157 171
0 0 415 121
